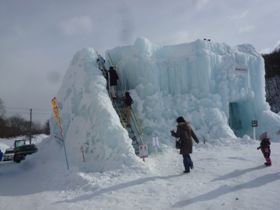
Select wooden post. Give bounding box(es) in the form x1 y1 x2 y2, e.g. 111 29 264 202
29 109 32 144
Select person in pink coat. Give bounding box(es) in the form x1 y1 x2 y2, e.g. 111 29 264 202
257 132 272 166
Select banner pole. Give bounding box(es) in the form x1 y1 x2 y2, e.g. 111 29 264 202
52 97 69 170
62 137 70 170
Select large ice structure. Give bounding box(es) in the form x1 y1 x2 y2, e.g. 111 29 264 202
47 37 280 172
106 37 280 139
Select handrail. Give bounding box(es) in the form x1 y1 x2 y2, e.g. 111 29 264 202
113 99 127 128
96 51 145 158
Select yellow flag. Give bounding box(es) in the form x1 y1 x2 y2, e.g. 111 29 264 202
51 97 63 136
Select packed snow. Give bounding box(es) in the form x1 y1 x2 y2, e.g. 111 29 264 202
1 37 280 209
1 135 280 210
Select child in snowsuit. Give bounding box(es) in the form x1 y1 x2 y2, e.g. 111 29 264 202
257 132 272 166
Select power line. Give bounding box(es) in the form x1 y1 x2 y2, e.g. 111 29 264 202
6 107 52 114
6 107 52 111
7 111 51 115
4 107 52 123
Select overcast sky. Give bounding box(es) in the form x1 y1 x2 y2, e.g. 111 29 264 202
0 0 279 124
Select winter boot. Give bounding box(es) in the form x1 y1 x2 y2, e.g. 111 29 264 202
265 158 272 166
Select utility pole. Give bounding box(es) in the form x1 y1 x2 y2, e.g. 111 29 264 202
30 109 32 144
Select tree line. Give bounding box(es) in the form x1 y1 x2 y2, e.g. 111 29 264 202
262 48 280 113
0 99 50 138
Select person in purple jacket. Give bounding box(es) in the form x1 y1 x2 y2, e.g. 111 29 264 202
257 132 272 166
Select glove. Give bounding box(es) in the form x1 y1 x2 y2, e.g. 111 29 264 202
170 130 175 136
257 147 260 150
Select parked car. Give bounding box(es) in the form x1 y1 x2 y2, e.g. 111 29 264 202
3 148 14 161
14 144 38 163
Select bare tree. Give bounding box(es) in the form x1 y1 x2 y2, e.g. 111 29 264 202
266 76 280 113
0 99 50 137
7 114 27 136
0 98 6 119
263 50 280 113
43 120 50 135
32 121 43 134
0 117 8 137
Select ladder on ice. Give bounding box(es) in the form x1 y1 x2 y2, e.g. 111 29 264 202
96 51 143 154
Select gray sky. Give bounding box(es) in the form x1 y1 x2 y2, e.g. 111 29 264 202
0 0 279 124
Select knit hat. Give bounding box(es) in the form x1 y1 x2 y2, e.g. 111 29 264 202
176 116 186 123
259 132 268 140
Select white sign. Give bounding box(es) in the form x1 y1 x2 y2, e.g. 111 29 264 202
235 67 248 72
139 145 148 158
235 64 248 73
152 137 159 147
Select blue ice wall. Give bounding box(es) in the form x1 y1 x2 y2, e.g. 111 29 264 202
107 37 280 140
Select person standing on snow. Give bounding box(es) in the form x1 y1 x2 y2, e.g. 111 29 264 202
171 116 199 173
108 66 119 99
257 132 272 166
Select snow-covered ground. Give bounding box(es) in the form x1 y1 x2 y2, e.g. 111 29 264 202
1 135 279 210
1 38 280 210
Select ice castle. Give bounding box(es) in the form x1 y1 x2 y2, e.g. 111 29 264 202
47 37 280 172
